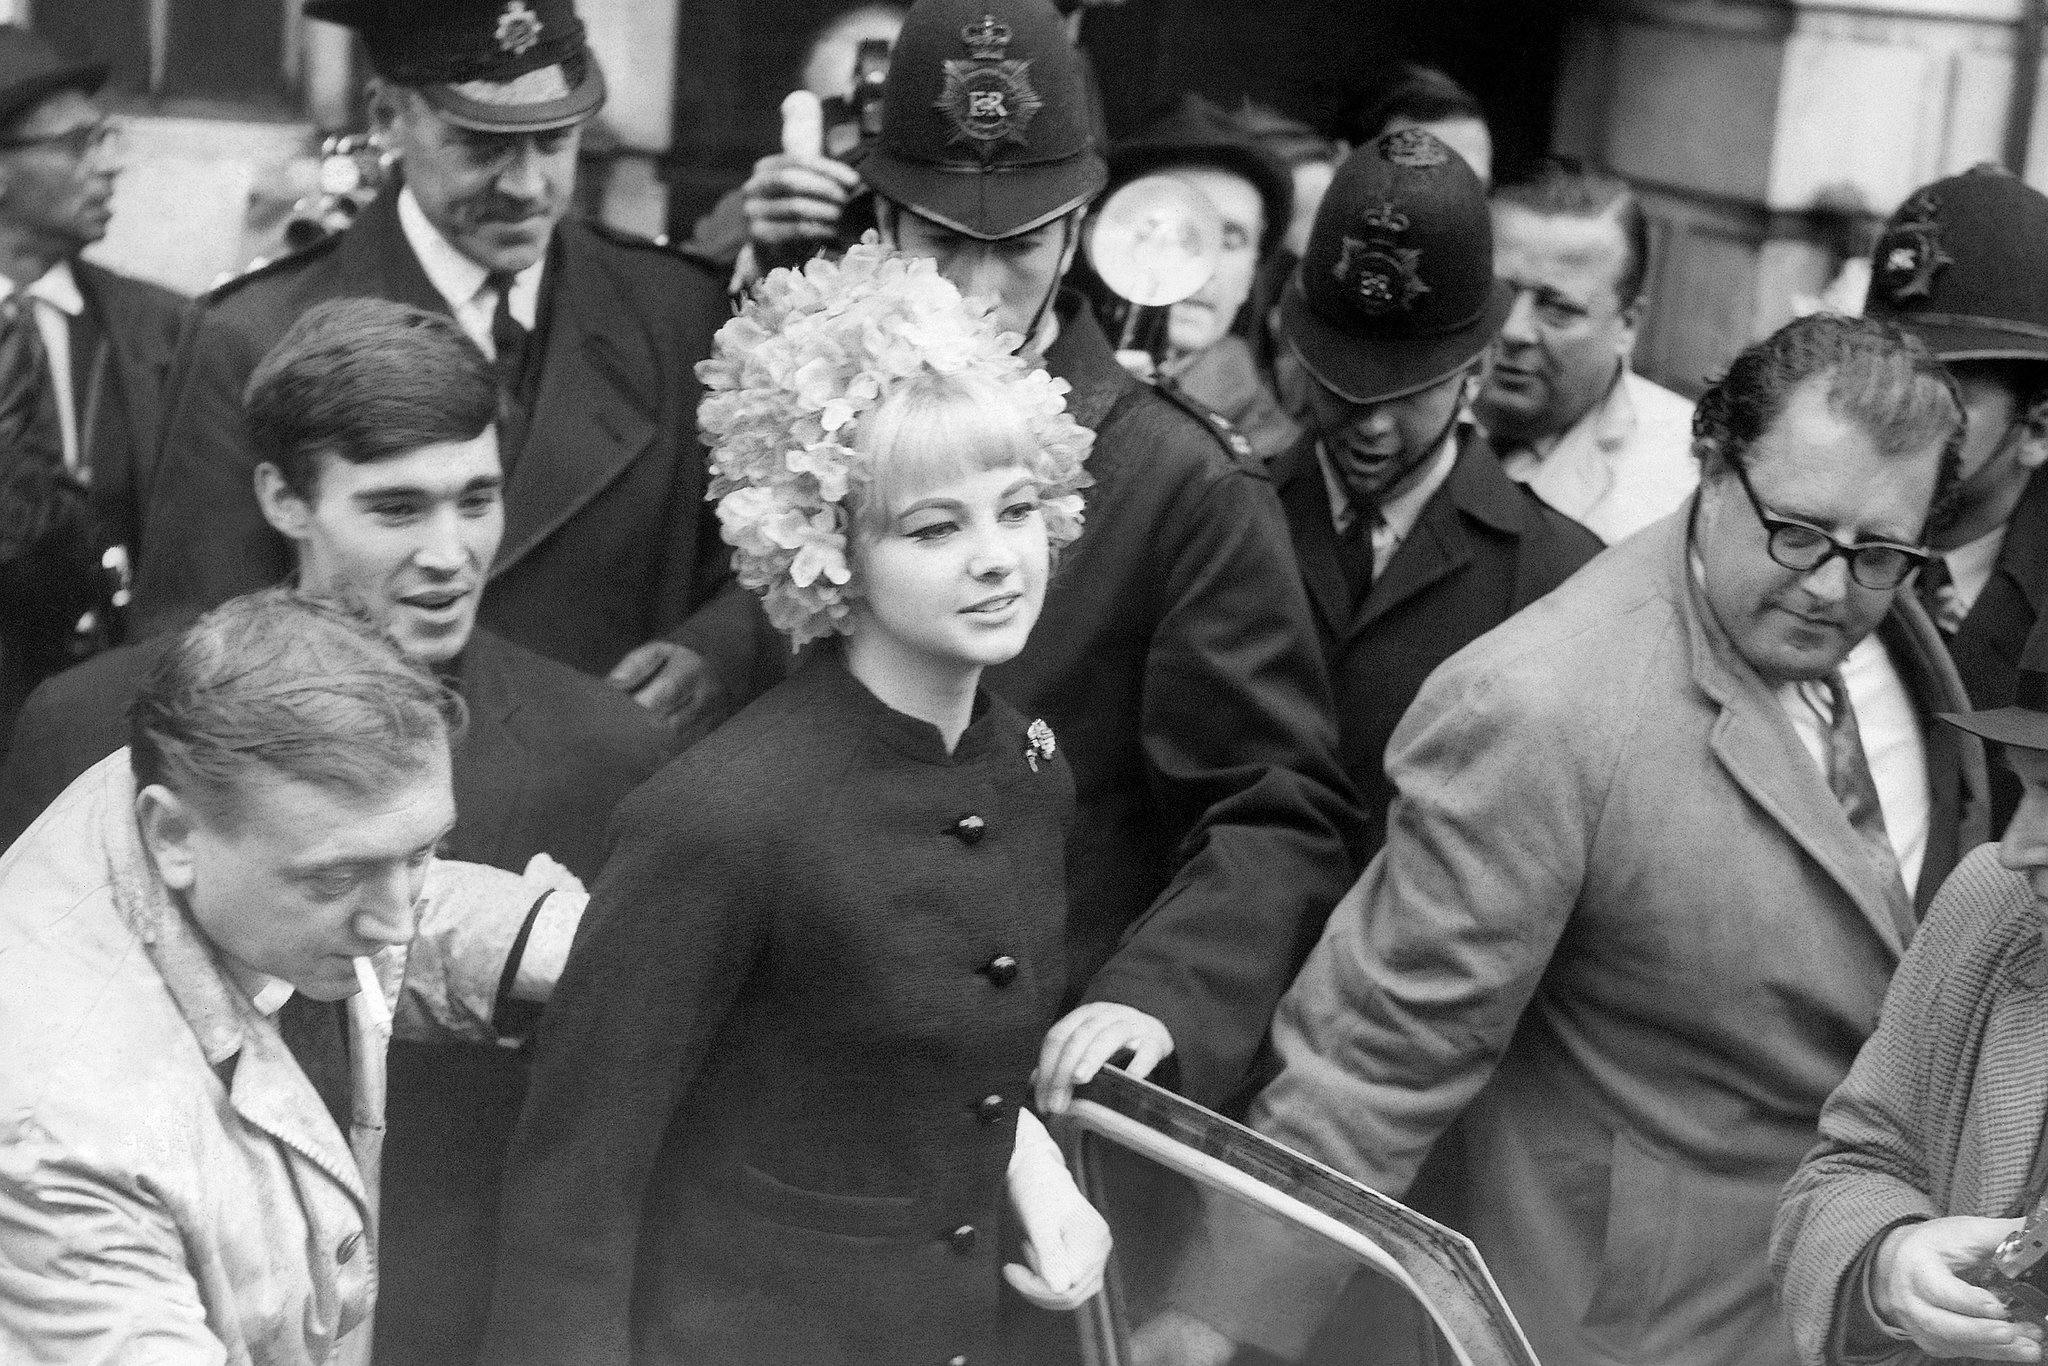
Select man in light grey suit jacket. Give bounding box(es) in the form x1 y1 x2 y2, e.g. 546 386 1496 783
1141 312 1990 1366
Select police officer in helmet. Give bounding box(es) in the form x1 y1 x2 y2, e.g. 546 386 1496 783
757 0 1361 1118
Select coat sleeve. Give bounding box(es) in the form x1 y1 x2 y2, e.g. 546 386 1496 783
1769 851 2022 1366
394 856 591 1043
480 777 769 1366
1079 464 1362 1107
1250 644 1602 1186
0 1118 228 1366
129 307 289 640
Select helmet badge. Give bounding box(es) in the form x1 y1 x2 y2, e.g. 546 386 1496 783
496 0 543 56
937 14 1043 157
1380 128 1450 169
1876 191 1953 305
1334 201 1430 317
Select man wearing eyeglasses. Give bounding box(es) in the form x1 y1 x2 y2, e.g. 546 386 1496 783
131 0 762 739
1142 314 1991 1366
0 26 185 750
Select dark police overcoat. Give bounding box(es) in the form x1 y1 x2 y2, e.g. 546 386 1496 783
484 650 1073 1366
1273 427 1604 863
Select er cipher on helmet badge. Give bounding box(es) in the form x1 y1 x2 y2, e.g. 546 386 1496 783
1334 201 1431 317
937 13 1043 157
496 0 543 56
1876 190 1953 305
1380 127 1449 169
1026 718 1056 772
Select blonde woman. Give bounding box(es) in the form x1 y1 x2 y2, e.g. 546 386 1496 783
485 241 1111 1366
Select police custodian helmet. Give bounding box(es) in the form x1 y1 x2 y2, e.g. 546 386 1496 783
862 0 1107 240
1864 163 2048 368
304 0 605 133
1281 127 1512 406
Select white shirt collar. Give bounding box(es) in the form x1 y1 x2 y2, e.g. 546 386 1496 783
225 962 295 1017
396 186 542 329
0 258 85 317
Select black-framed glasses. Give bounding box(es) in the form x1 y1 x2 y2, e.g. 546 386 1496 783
1731 461 1931 591
0 119 121 160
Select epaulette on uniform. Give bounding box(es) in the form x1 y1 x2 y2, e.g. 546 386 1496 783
201 231 342 304
1151 378 1261 470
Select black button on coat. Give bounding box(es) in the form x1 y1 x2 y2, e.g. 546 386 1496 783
485 650 1074 1366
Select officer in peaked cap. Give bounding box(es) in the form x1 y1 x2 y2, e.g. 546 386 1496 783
1865 164 2048 830
129 4 747 1364
1270 128 1599 866
742 0 1363 1141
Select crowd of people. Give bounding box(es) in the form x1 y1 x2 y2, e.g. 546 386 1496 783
3 0 2048 1364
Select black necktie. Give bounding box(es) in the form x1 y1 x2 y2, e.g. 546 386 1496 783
0 295 64 477
485 272 530 467
1335 511 1375 608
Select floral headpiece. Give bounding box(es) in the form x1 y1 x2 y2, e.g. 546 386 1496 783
696 236 1093 646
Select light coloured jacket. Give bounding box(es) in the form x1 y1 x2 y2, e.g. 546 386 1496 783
0 751 580 1366
1197 507 1986 1366
1499 368 1699 545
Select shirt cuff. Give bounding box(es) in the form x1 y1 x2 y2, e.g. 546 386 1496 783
1837 1217 1927 1362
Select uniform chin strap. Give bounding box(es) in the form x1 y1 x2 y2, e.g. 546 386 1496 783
1020 213 1076 354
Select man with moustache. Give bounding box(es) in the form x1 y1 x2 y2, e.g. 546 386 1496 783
1481 158 1698 545
130 0 759 731
0 26 185 738
1266 129 1601 864
1863 165 2048 833
1142 313 1988 1366
0 298 670 1366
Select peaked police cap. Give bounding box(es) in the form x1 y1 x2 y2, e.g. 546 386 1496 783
305 0 605 132
1280 128 1511 406
863 0 1107 240
1866 164 2048 367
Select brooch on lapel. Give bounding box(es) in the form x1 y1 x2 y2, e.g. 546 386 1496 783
1026 718 1056 772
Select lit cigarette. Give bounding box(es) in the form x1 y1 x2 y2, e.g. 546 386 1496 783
354 956 390 1029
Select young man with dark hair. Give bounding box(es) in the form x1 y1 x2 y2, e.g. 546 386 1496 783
1479 156 1699 544
0 587 588 1366
0 296 671 1366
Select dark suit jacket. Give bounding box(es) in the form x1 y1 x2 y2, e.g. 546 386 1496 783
1274 427 1604 861
484 651 1072 1366
71 261 188 559
129 193 748 685
0 624 670 1366
983 294 1361 1109
1945 465 2048 831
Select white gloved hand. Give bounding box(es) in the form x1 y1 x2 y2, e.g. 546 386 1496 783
1005 1108 1113 1312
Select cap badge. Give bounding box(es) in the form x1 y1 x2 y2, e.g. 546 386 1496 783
1380 127 1449 169
1876 190 1952 305
937 29 1043 158
1334 201 1430 317
1026 718 1056 772
496 0 543 57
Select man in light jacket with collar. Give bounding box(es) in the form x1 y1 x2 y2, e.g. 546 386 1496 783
0 588 585 1366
